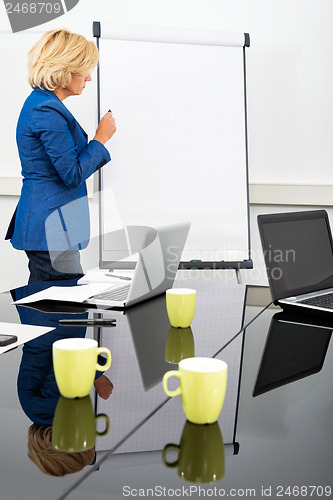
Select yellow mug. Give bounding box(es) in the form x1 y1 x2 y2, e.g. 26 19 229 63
163 357 227 424
52 396 109 452
162 420 225 483
53 338 112 398
166 288 196 328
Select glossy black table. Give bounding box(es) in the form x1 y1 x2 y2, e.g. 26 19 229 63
0 274 332 500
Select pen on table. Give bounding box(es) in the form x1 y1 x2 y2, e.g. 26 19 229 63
105 274 132 281
58 319 116 326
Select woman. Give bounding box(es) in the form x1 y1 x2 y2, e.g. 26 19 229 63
5 29 116 282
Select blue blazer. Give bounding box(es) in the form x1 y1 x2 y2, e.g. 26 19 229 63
6 88 111 251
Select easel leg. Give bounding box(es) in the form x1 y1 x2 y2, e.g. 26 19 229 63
235 268 242 284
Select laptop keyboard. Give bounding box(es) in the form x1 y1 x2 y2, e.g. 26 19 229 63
299 292 333 309
93 284 131 302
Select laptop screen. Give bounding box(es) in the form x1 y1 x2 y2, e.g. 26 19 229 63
258 210 333 301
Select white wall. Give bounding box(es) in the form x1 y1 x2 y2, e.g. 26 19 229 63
1 0 332 291
0 195 101 292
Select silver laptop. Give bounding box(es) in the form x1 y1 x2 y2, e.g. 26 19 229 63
85 221 190 308
258 210 333 315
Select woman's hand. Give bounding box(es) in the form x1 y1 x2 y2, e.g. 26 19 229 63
93 111 116 145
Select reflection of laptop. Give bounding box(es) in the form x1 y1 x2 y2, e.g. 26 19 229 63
85 222 190 308
253 312 332 396
125 294 173 390
258 210 333 315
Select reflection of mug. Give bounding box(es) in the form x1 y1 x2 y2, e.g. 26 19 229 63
163 357 227 424
165 326 195 364
52 396 109 452
53 338 112 398
166 289 196 328
162 421 225 483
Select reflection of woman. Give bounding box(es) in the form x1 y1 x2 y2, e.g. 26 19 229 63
13 283 113 476
21 327 112 476
14 294 113 425
5 29 116 282
28 425 95 476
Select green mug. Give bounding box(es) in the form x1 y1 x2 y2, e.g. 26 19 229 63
52 396 109 452
165 326 195 364
53 338 112 398
162 421 225 483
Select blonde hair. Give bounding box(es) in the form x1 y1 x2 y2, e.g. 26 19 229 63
28 424 95 476
28 29 99 90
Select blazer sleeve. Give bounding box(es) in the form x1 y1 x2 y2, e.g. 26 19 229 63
31 104 111 188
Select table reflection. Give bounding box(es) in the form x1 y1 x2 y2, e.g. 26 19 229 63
1 276 332 499
9 278 248 485
52 396 109 452
165 326 195 364
95 282 247 471
27 423 96 477
253 312 332 397
162 421 225 483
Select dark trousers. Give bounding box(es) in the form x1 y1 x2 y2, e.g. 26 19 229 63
25 250 84 284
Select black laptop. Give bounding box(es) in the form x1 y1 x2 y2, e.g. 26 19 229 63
258 209 333 314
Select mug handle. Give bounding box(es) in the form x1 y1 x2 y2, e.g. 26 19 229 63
162 444 180 468
96 347 112 371
95 413 110 437
162 371 181 397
